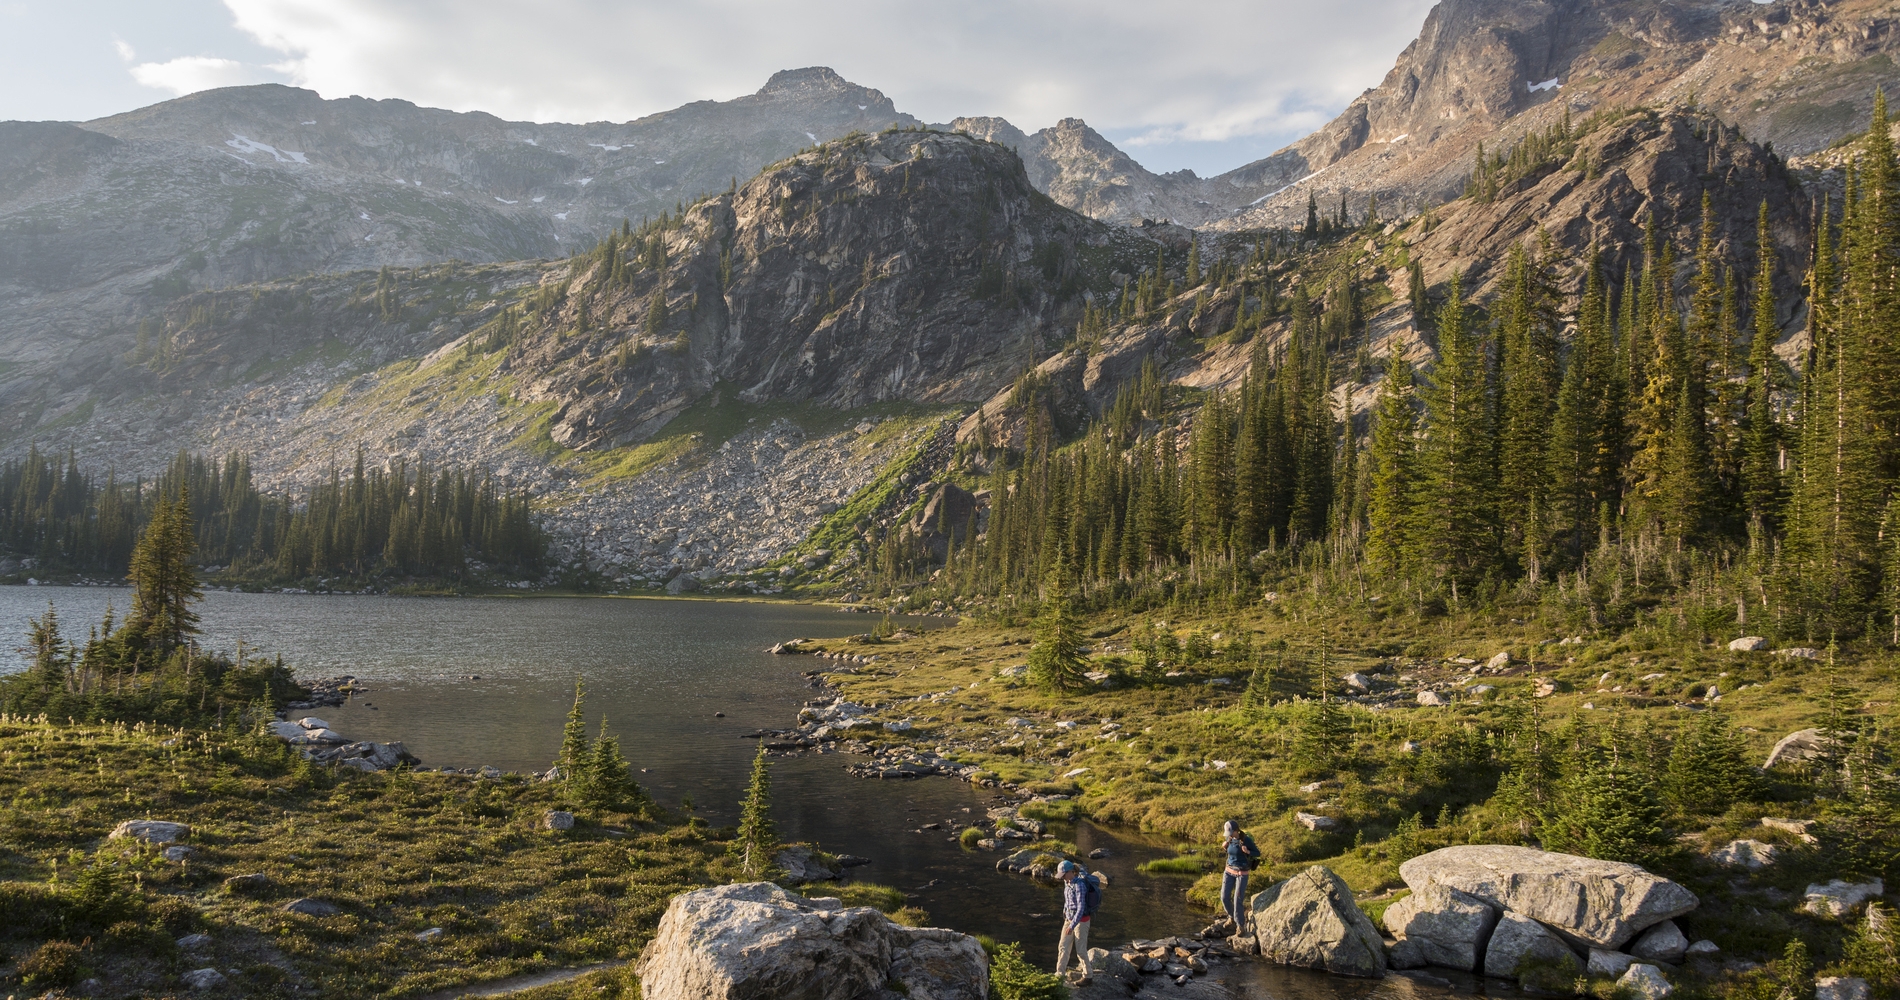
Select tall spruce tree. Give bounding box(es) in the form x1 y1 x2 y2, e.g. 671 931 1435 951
1413 274 1499 584
125 491 202 655
1366 355 1418 574
1744 201 1786 534
732 742 778 878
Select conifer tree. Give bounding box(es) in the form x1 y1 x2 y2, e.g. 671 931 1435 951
1498 243 1559 575
125 492 202 654
585 717 645 810
1366 355 1417 574
1538 725 1671 866
1744 201 1785 534
732 741 778 879
1663 710 1759 816
1413 274 1498 582
555 676 591 782
1027 588 1088 691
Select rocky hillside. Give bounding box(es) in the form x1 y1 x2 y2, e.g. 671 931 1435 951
1212 0 1900 231
0 68 919 422
38 129 1158 589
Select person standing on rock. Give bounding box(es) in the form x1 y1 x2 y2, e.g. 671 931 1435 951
1055 860 1100 985
1221 820 1261 934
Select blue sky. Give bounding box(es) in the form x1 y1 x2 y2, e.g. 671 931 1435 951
0 0 1437 177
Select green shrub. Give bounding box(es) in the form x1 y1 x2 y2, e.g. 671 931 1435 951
18 940 85 989
989 941 1069 1000
960 827 987 848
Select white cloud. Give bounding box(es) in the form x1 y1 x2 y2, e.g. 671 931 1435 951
213 0 1433 174
127 54 259 95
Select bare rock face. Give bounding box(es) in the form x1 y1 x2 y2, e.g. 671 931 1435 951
1250 865 1387 978
1382 884 1500 972
1483 910 1582 979
1400 845 1696 950
1766 729 1837 769
109 819 190 844
636 882 986 1000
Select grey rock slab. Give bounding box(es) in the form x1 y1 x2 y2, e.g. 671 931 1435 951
1685 939 1720 957
1816 976 1872 1000
176 933 212 951
283 897 342 917
181 968 226 990
1483 911 1583 979
1766 729 1837 769
1630 919 1688 964
1381 883 1498 972
1620 964 1675 999
1802 878 1884 917
1249 865 1386 978
544 810 575 830
1400 845 1697 949
1588 949 1636 977
636 882 985 1000
1711 839 1779 870
109 819 190 844
1727 637 1769 652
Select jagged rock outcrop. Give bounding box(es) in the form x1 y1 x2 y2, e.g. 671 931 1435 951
636 882 987 1000
1400 846 1697 951
1250 865 1387 978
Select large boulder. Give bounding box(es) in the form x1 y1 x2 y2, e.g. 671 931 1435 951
1765 728 1839 769
1399 845 1697 949
1710 840 1779 870
1250 865 1386 978
637 883 986 1000
1620 963 1675 1000
1381 884 1499 972
1483 911 1582 979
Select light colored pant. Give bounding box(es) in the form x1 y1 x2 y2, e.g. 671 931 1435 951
1056 918 1091 975
1222 871 1250 933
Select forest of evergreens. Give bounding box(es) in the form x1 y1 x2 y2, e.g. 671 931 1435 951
883 99 1900 654
0 448 544 586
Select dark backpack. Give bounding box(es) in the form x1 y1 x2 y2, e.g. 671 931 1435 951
1237 833 1261 871
1081 873 1103 916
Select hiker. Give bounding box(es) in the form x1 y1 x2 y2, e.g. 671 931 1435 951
1055 859 1102 983
1221 820 1261 933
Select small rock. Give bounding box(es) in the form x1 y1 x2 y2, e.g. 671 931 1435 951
884 720 912 733
223 873 270 892
109 819 191 844
1816 976 1872 1000
1534 678 1558 698
283 897 342 917
1341 672 1372 692
1485 651 1512 671
1295 812 1338 831
1727 637 1769 652
177 933 212 951
1774 647 1822 660
545 810 576 830
1399 740 1422 753
1711 839 1780 870
1619 963 1674 1000
1685 939 1720 958
181 968 226 990
163 845 194 862
416 927 446 944
478 765 503 779
1803 878 1885 917
1088 848 1109 859
1760 817 1819 843
1416 690 1448 707
1588 948 1636 977
1630 920 1688 964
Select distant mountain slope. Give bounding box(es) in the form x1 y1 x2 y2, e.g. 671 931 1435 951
1210 0 1900 230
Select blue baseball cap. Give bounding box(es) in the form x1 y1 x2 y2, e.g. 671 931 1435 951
1057 860 1082 875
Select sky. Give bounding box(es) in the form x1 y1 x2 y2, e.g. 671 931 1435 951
0 0 1438 176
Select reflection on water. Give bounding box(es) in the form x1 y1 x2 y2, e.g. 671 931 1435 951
0 587 1462 992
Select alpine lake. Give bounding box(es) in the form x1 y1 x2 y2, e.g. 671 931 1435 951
0 585 1456 999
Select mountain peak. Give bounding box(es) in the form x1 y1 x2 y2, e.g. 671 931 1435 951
760 67 853 95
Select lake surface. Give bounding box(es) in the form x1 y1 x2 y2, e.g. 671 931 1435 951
0 586 1461 996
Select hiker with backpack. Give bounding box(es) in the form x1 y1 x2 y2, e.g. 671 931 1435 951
1221 820 1261 934
1055 860 1103 984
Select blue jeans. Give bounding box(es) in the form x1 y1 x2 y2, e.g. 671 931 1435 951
1221 871 1250 932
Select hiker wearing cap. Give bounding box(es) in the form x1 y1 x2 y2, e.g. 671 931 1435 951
1221 820 1261 934
1055 860 1100 984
